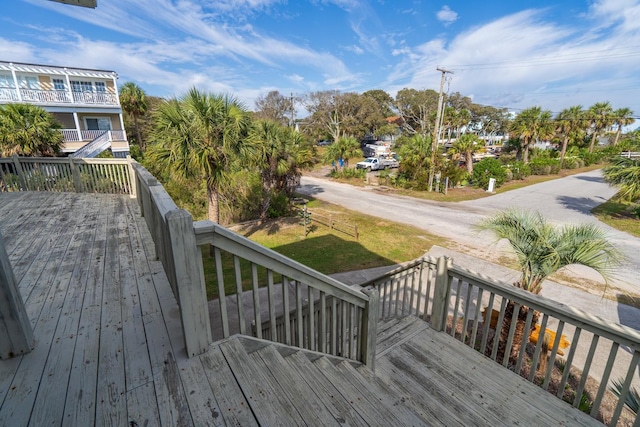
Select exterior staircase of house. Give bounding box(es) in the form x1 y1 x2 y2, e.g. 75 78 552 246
70 131 111 158
213 316 599 426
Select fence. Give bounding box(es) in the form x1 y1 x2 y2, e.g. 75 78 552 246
361 256 640 426
303 207 359 240
0 156 134 195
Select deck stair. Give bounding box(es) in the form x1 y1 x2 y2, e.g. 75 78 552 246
214 316 599 426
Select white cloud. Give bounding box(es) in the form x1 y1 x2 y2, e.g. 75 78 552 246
345 44 364 55
436 6 458 25
389 6 640 112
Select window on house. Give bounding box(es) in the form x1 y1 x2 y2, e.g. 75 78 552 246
95 82 106 92
0 74 14 88
71 81 93 92
52 79 65 90
19 76 40 90
85 117 112 131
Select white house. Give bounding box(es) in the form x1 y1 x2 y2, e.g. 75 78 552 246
0 61 129 157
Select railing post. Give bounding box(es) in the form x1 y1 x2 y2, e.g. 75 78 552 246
361 286 379 369
166 209 212 357
126 156 137 199
0 230 34 359
431 256 452 332
69 157 83 193
11 155 27 191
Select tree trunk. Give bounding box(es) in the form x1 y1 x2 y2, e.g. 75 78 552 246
589 131 597 153
207 184 220 224
493 301 539 366
613 128 621 146
466 152 473 174
522 140 530 164
259 181 271 220
134 114 144 152
560 136 569 166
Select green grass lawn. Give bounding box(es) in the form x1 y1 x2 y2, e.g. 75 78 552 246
201 197 448 299
592 200 640 237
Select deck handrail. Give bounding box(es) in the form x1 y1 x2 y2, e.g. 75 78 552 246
0 156 134 195
365 255 640 426
193 220 378 365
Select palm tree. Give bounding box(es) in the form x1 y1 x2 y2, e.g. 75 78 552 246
322 136 361 169
449 133 481 174
250 120 313 219
509 107 554 164
603 157 640 203
612 108 635 146
148 88 252 223
587 101 614 153
479 209 620 362
0 103 63 156
555 106 584 165
119 82 149 151
397 133 433 181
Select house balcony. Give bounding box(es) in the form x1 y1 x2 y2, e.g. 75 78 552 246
60 129 127 143
0 157 637 426
0 87 119 107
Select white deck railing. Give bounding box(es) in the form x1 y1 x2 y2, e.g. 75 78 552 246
60 129 128 143
361 256 640 426
0 156 134 194
0 87 118 106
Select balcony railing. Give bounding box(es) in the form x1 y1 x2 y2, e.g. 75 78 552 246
61 129 128 143
20 88 71 103
0 87 118 106
361 257 640 426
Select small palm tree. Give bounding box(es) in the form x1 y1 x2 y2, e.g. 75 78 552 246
612 108 635 147
397 133 432 180
450 133 481 174
250 120 313 219
0 103 63 156
555 105 584 165
148 88 252 223
322 136 361 169
587 101 614 153
509 107 554 164
119 82 148 151
603 157 640 203
478 209 621 362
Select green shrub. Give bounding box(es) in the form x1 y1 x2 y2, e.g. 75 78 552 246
472 158 507 189
529 158 561 175
507 161 531 180
267 192 290 218
329 167 366 179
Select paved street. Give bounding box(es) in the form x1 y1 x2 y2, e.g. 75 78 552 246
298 169 640 295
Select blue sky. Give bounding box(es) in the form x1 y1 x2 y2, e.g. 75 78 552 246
2 0 640 119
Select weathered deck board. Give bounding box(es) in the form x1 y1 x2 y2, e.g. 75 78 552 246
0 192 603 426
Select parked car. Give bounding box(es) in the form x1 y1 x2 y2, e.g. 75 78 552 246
317 140 332 146
356 156 399 171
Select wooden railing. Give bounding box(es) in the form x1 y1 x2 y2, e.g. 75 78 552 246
0 156 134 195
362 256 640 426
193 221 378 365
132 162 378 365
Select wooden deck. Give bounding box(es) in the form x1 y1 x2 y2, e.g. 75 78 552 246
0 192 601 426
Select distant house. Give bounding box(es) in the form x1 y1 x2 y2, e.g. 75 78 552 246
0 61 129 157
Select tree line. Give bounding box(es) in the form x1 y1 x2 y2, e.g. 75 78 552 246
1 82 637 222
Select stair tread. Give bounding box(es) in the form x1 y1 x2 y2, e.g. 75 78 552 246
284 351 371 426
219 338 306 426
250 345 343 426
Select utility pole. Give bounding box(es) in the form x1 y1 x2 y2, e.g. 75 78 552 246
428 67 454 192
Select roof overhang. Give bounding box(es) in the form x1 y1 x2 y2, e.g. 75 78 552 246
49 0 97 8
